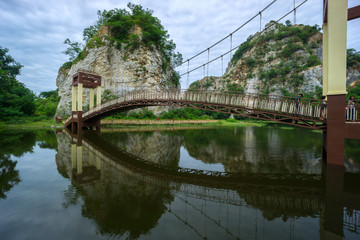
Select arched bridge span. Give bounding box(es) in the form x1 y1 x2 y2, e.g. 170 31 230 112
65 89 328 131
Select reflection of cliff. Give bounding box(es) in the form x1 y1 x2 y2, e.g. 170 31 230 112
183 127 322 174
100 131 182 167
55 132 176 239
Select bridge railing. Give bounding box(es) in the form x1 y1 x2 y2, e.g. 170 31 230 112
81 89 324 121
345 99 359 121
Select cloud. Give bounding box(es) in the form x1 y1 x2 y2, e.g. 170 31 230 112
0 0 358 93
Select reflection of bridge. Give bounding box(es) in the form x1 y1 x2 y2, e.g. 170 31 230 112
62 129 360 238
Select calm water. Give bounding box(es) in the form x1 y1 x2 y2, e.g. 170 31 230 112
0 126 360 239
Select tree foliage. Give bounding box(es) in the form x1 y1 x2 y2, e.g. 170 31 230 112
0 46 36 121
34 90 60 118
62 3 182 87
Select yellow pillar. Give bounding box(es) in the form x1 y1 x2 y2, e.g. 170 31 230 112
326 0 348 95
322 24 328 96
76 146 83 174
89 88 94 110
96 86 101 106
71 144 77 169
77 83 83 111
72 86 77 111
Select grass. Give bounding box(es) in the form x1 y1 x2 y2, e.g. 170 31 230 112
0 118 267 130
0 119 63 129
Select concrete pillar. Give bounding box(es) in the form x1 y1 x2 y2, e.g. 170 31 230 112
71 144 77 169
322 24 328 96
72 86 77 111
96 86 101 106
324 0 348 166
89 88 94 110
326 0 347 96
76 146 83 174
77 83 83 112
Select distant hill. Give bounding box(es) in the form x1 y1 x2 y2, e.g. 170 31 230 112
190 21 360 99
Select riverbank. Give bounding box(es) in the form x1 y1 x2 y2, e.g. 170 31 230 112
0 118 266 129
0 119 63 129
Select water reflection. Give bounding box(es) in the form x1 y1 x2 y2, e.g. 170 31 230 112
55 128 360 239
101 126 323 174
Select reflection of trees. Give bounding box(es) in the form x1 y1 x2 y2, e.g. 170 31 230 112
0 155 21 199
0 129 57 199
0 130 37 157
80 182 173 239
182 127 322 174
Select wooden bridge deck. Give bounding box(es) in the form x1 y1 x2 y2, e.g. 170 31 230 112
64 90 359 130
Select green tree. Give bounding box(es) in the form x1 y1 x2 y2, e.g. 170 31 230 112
34 90 60 118
62 38 83 61
0 46 36 120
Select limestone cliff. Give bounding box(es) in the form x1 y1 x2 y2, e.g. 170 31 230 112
190 21 360 97
56 33 176 117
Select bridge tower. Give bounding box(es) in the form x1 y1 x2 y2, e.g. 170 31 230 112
322 0 360 165
71 71 102 132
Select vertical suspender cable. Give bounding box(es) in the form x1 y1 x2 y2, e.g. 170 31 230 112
260 11 262 31
221 55 224 89
230 34 233 61
207 48 210 77
187 60 190 89
294 0 296 24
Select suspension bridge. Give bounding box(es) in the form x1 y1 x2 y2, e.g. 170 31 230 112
61 0 360 167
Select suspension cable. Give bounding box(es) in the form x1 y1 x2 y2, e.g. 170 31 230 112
180 0 277 65
180 0 308 77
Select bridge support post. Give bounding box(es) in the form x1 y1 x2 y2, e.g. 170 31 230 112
69 72 102 133
96 86 101 106
323 0 348 166
89 88 94 110
77 83 83 132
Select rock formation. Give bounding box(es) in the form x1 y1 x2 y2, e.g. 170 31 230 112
190 21 360 97
56 26 178 117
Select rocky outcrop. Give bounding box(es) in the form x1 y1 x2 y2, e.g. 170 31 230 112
190 22 360 97
56 28 176 117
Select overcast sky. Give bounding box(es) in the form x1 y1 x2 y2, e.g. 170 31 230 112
1 0 359 93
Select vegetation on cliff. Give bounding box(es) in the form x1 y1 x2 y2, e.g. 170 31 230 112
61 3 182 87
190 21 359 100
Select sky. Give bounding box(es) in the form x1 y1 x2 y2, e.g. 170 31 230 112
0 0 359 94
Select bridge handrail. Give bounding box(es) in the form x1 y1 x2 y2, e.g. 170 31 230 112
78 89 324 123
64 89 360 127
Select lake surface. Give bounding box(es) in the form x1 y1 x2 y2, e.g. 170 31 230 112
1 126 360 239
